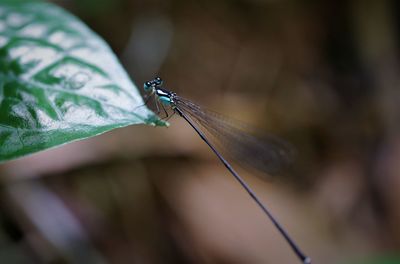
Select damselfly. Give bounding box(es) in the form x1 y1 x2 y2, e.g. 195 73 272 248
143 77 311 264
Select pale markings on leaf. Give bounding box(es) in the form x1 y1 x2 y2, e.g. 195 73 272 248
0 2 157 162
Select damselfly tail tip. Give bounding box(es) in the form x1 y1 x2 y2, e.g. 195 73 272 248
303 257 311 264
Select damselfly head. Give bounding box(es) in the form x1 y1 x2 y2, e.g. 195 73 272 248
144 77 163 92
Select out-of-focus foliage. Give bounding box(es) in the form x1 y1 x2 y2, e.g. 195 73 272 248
348 255 400 264
0 1 161 162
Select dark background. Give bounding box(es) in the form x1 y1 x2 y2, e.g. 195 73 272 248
1 0 400 263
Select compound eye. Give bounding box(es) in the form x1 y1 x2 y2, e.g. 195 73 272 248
155 77 163 85
144 81 152 91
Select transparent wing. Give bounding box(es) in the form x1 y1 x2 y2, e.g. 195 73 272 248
174 96 295 177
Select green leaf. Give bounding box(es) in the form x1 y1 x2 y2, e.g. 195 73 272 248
345 255 400 264
0 1 164 162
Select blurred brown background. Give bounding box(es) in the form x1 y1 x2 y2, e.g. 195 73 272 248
1 0 400 263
